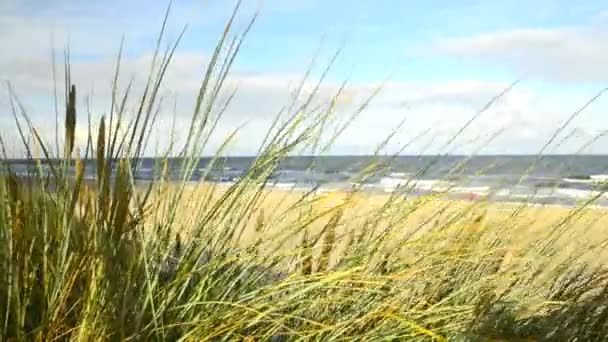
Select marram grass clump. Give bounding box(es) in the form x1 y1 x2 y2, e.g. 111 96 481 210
3 4 608 341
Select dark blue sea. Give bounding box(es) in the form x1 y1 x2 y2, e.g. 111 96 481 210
7 155 608 207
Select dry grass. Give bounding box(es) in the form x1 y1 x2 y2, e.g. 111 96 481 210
2 2 608 340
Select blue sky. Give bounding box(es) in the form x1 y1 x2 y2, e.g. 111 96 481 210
1 0 608 156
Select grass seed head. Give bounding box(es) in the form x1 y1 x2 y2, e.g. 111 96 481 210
65 84 77 158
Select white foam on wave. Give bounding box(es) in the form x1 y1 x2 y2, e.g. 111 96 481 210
500 187 608 200
590 174 608 182
347 182 378 191
494 187 607 201
271 182 297 189
415 180 452 191
379 177 453 193
480 185 563 201
563 178 594 184
217 181 236 187
389 172 410 178
450 186 491 196
563 175 608 184
379 177 408 189
554 188 607 200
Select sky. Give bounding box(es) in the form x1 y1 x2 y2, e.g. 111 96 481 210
1 0 608 156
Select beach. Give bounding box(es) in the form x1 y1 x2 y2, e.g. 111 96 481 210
144 182 608 270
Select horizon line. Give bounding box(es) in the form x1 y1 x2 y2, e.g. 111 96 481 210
4 153 608 162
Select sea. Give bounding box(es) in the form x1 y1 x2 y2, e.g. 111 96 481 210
6 155 608 207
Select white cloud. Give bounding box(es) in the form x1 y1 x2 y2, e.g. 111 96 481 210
3 49 607 157
417 17 608 82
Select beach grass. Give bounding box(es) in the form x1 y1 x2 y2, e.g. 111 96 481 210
3 3 608 341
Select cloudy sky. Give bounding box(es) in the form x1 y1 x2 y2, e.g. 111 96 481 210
1 0 608 156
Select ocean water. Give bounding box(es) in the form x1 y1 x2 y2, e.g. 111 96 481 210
7 155 608 207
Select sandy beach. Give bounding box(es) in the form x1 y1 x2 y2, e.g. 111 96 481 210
143 182 608 268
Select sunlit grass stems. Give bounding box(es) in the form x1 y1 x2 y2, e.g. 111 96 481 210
3 2 608 341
